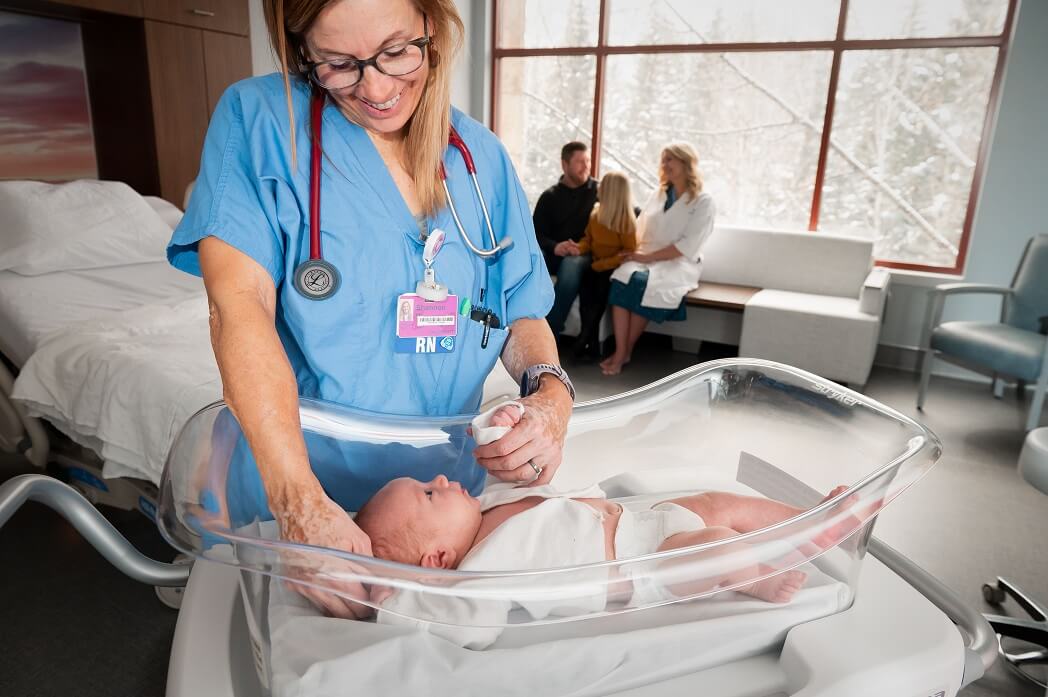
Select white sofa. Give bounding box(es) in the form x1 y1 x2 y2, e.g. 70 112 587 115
565 225 890 388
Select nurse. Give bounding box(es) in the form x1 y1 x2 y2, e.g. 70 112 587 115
168 0 573 613
601 143 716 376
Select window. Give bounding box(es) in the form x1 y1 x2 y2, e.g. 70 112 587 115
491 0 1015 273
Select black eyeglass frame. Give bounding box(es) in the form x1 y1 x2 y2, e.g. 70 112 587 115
306 19 431 91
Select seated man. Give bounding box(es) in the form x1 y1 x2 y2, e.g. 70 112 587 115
533 141 598 336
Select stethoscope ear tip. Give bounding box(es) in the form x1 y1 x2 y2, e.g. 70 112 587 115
497 238 514 253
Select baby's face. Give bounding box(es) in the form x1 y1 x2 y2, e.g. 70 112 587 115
370 475 483 563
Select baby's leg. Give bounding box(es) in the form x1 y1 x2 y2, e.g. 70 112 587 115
655 528 806 604
663 492 804 533
665 486 852 540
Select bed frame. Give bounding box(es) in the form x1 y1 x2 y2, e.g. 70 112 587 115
0 356 159 519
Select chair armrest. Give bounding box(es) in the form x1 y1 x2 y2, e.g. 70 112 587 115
931 283 1014 297
859 268 891 316
919 283 1015 350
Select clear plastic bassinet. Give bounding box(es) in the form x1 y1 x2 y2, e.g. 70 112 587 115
157 359 941 655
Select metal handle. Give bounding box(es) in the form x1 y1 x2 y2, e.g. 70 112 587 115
0 474 191 587
190 9 216 17
869 538 997 687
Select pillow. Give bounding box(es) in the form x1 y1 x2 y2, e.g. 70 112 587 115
144 195 185 230
0 179 173 275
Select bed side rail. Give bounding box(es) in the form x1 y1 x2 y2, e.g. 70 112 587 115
0 474 189 586
0 361 49 467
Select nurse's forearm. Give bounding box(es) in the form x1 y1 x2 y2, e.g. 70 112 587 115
209 299 325 512
500 318 571 402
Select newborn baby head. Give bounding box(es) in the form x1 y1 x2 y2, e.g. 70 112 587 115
355 475 482 569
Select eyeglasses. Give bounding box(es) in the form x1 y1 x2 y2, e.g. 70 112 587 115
308 25 430 91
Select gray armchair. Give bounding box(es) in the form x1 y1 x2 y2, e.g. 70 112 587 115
917 235 1048 431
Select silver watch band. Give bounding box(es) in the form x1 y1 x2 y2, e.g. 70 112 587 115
520 363 576 401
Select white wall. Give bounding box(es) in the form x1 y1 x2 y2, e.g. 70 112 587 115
878 0 1048 377
247 0 480 116
249 1 279 76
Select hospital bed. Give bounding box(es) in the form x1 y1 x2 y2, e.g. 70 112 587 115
0 192 215 518
0 359 998 696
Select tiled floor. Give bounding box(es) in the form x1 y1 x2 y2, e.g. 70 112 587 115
1 335 1044 696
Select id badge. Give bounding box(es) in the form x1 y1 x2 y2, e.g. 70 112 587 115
394 293 459 354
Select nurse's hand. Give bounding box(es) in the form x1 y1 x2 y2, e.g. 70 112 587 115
279 490 376 620
473 378 572 487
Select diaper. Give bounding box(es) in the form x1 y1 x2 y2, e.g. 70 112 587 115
614 502 706 607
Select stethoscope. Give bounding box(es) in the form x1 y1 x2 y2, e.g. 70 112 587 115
293 89 513 346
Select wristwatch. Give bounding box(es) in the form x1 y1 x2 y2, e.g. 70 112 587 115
520 364 576 402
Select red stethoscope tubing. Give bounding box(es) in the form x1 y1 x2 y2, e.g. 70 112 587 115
309 88 325 261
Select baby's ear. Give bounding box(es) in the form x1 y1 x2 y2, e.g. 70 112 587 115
420 547 457 569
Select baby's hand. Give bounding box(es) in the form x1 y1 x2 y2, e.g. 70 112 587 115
489 404 523 428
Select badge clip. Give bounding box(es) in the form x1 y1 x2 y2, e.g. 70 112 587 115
416 228 448 301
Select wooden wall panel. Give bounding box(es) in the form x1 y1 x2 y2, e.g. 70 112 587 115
49 0 141 15
144 19 208 204
81 14 159 195
142 0 248 35
202 30 252 116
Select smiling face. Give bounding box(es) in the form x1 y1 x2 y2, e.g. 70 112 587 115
356 475 482 568
660 150 684 188
561 149 591 188
306 0 429 136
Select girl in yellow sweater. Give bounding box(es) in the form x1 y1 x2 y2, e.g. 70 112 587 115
570 171 637 359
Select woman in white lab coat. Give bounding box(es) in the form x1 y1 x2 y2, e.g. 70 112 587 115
600 143 715 376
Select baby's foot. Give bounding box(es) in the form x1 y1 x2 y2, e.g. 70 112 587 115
489 404 523 428
812 485 866 549
821 485 849 503
738 569 807 604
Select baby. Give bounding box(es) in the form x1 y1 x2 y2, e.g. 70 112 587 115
357 475 846 604
356 396 850 609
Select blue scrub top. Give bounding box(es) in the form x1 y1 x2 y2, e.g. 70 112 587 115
168 75 552 516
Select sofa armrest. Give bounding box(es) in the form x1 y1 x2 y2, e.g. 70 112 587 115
859 267 891 316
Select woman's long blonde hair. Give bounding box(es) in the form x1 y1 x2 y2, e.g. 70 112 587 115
659 142 703 203
594 171 636 239
264 0 463 216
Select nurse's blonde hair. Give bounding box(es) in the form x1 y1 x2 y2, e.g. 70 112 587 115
264 0 464 217
659 142 703 203
594 171 635 239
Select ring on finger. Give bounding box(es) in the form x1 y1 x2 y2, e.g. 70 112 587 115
528 460 542 477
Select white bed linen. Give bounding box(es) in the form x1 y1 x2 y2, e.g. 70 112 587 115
10 294 220 484
0 263 202 365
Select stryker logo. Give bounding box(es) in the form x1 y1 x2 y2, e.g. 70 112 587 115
810 382 859 406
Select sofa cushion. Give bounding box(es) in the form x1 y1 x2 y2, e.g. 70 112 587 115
931 321 1046 381
739 289 880 385
701 226 873 299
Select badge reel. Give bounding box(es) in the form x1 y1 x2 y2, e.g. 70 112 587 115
416 230 448 302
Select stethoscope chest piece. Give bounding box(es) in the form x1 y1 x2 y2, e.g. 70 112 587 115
294 259 341 300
